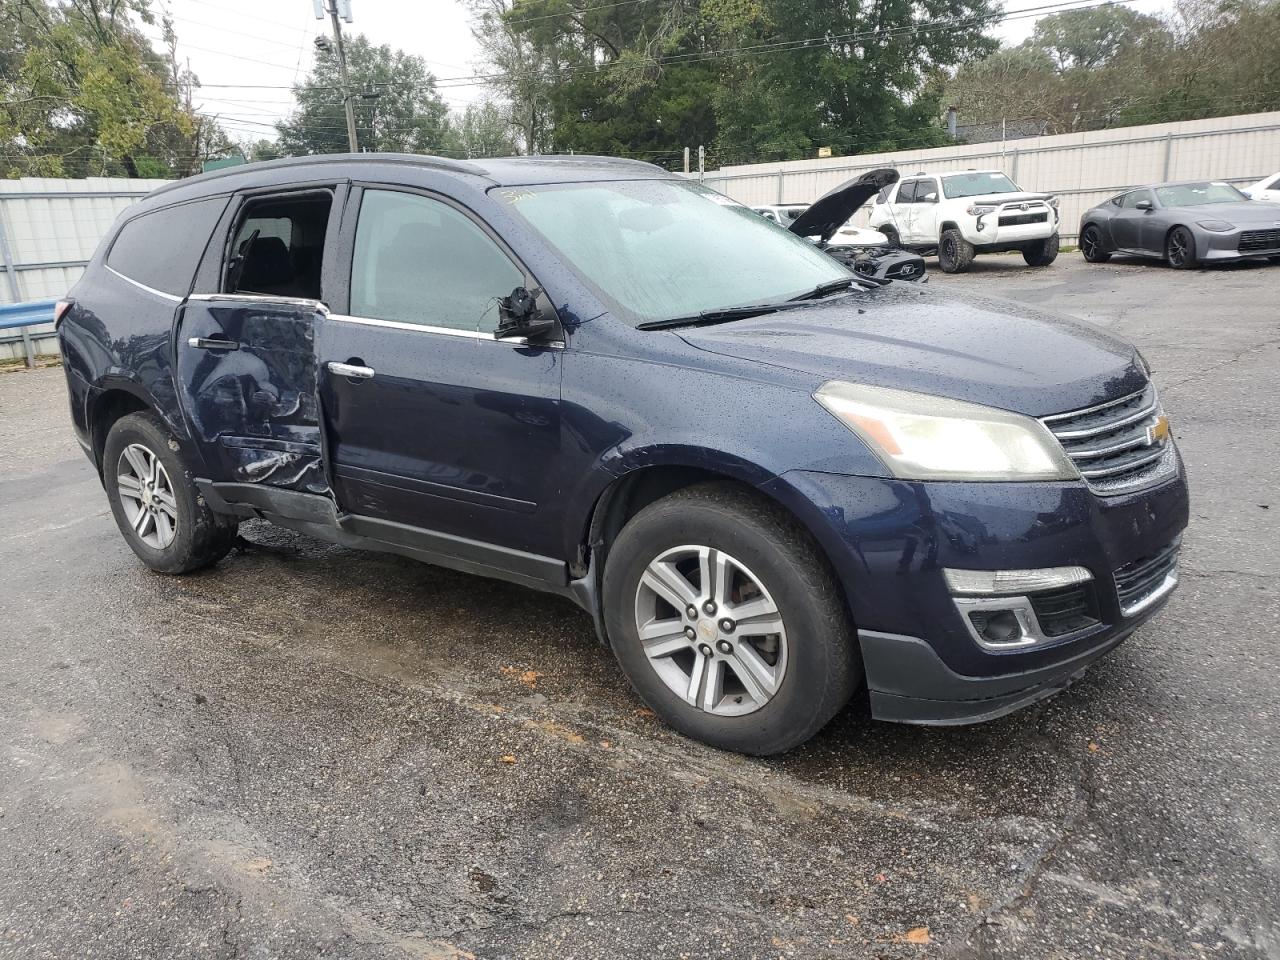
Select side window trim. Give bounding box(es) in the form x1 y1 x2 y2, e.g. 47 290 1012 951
338 182 560 345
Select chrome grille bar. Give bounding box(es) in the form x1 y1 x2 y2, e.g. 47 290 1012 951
1041 383 1173 493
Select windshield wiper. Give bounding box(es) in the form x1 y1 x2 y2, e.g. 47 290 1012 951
636 303 786 330
789 277 860 301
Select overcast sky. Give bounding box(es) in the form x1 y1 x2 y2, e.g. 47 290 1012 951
142 0 1175 147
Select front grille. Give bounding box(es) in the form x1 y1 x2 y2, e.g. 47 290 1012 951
998 212 1049 226
1238 229 1280 253
1030 584 1100 637
1041 384 1172 494
1113 539 1180 615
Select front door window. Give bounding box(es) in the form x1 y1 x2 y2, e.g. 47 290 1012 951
350 189 524 333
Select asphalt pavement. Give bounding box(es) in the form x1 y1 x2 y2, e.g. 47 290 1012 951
1 253 1278 959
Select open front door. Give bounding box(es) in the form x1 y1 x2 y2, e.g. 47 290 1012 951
175 293 330 497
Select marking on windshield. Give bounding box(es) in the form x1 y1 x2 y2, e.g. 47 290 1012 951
499 189 534 204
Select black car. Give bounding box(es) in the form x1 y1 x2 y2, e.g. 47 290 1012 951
56 153 1189 755
786 168 928 282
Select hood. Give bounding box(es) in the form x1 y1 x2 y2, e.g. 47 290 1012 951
1167 200 1280 224
788 168 899 243
676 284 1144 418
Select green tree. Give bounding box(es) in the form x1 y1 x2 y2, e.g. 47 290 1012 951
945 0 1280 135
275 35 451 155
445 101 521 158
471 0 998 167
1 0 197 177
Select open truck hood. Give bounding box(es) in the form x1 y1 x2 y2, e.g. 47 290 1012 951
675 284 1144 418
788 168 899 244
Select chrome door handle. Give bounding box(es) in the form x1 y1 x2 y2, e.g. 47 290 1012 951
327 361 375 380
188 337 239 351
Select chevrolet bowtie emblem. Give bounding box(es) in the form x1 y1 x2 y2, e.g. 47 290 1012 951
1147 414 1171 445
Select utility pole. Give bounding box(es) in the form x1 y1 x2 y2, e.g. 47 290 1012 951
315 0 357 152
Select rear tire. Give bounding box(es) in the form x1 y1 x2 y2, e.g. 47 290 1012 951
103 411 238 575
1165 226 1199 269
1080 224 1111 263
1022 234 1060 267
602 483 860 755
937 229 976 273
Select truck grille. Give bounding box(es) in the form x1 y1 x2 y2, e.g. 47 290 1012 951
1113 539 1180 615
998 212 1049 226
1238 229 1280 253
1041 384 1172 494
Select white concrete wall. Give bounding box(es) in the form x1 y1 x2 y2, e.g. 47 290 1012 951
0 177 169 360
699 111 1280 242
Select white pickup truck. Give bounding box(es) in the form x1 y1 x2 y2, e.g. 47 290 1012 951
868 170 1061 273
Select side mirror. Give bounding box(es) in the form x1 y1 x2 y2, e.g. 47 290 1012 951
496 286 556 341
1135 199 1153 211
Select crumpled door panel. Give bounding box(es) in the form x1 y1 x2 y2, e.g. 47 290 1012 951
176 298 329 495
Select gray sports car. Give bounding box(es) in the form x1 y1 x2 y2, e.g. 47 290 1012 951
1079 180 1280 269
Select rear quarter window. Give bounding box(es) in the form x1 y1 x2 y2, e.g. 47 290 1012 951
106 197 228 296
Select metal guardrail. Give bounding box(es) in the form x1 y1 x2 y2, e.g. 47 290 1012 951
0 299 58 367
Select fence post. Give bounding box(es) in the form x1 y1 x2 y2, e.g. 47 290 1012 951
1011 148 1020 182
776 169 785 203
1162 132 1174 181
0 214 35 368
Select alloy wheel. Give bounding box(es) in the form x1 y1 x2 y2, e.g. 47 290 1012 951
1082 228 1101 260
1167 230 1189 267
633 544 788 717
116 442 179 549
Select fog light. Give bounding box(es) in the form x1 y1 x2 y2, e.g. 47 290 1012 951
968 609 1023 645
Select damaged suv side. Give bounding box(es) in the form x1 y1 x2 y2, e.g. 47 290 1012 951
58 154 1188 755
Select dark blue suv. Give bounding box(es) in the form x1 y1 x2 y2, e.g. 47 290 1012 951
56 154 1189 754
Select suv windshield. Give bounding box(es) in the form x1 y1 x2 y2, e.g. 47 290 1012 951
941 172 1020 199
1154 182 1247 207
499 180 850 326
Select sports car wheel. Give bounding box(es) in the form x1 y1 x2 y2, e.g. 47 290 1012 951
1080 225 1110 263
1166 226 1199 270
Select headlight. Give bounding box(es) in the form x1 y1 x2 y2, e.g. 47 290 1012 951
1196 219 1234 232
966 204 997 216
813 381 1079 482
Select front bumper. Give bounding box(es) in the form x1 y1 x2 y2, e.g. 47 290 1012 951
761 452 1189 724
1198 226 1280 261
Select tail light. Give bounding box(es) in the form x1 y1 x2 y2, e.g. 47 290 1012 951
54 299 73 326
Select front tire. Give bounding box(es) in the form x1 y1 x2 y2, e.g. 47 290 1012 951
602 484 860 755
1022 234 1060 267
1166 226 1199 269
937 228 976 273
103 411 238 574
1080 224 1111 263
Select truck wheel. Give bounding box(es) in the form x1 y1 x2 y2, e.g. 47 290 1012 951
938 229 975 273
1165 226 1199 269
879 226 901 249
103 411 239 575
1022 234 1060 267
602 483 860 755
1080 225 1110 263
